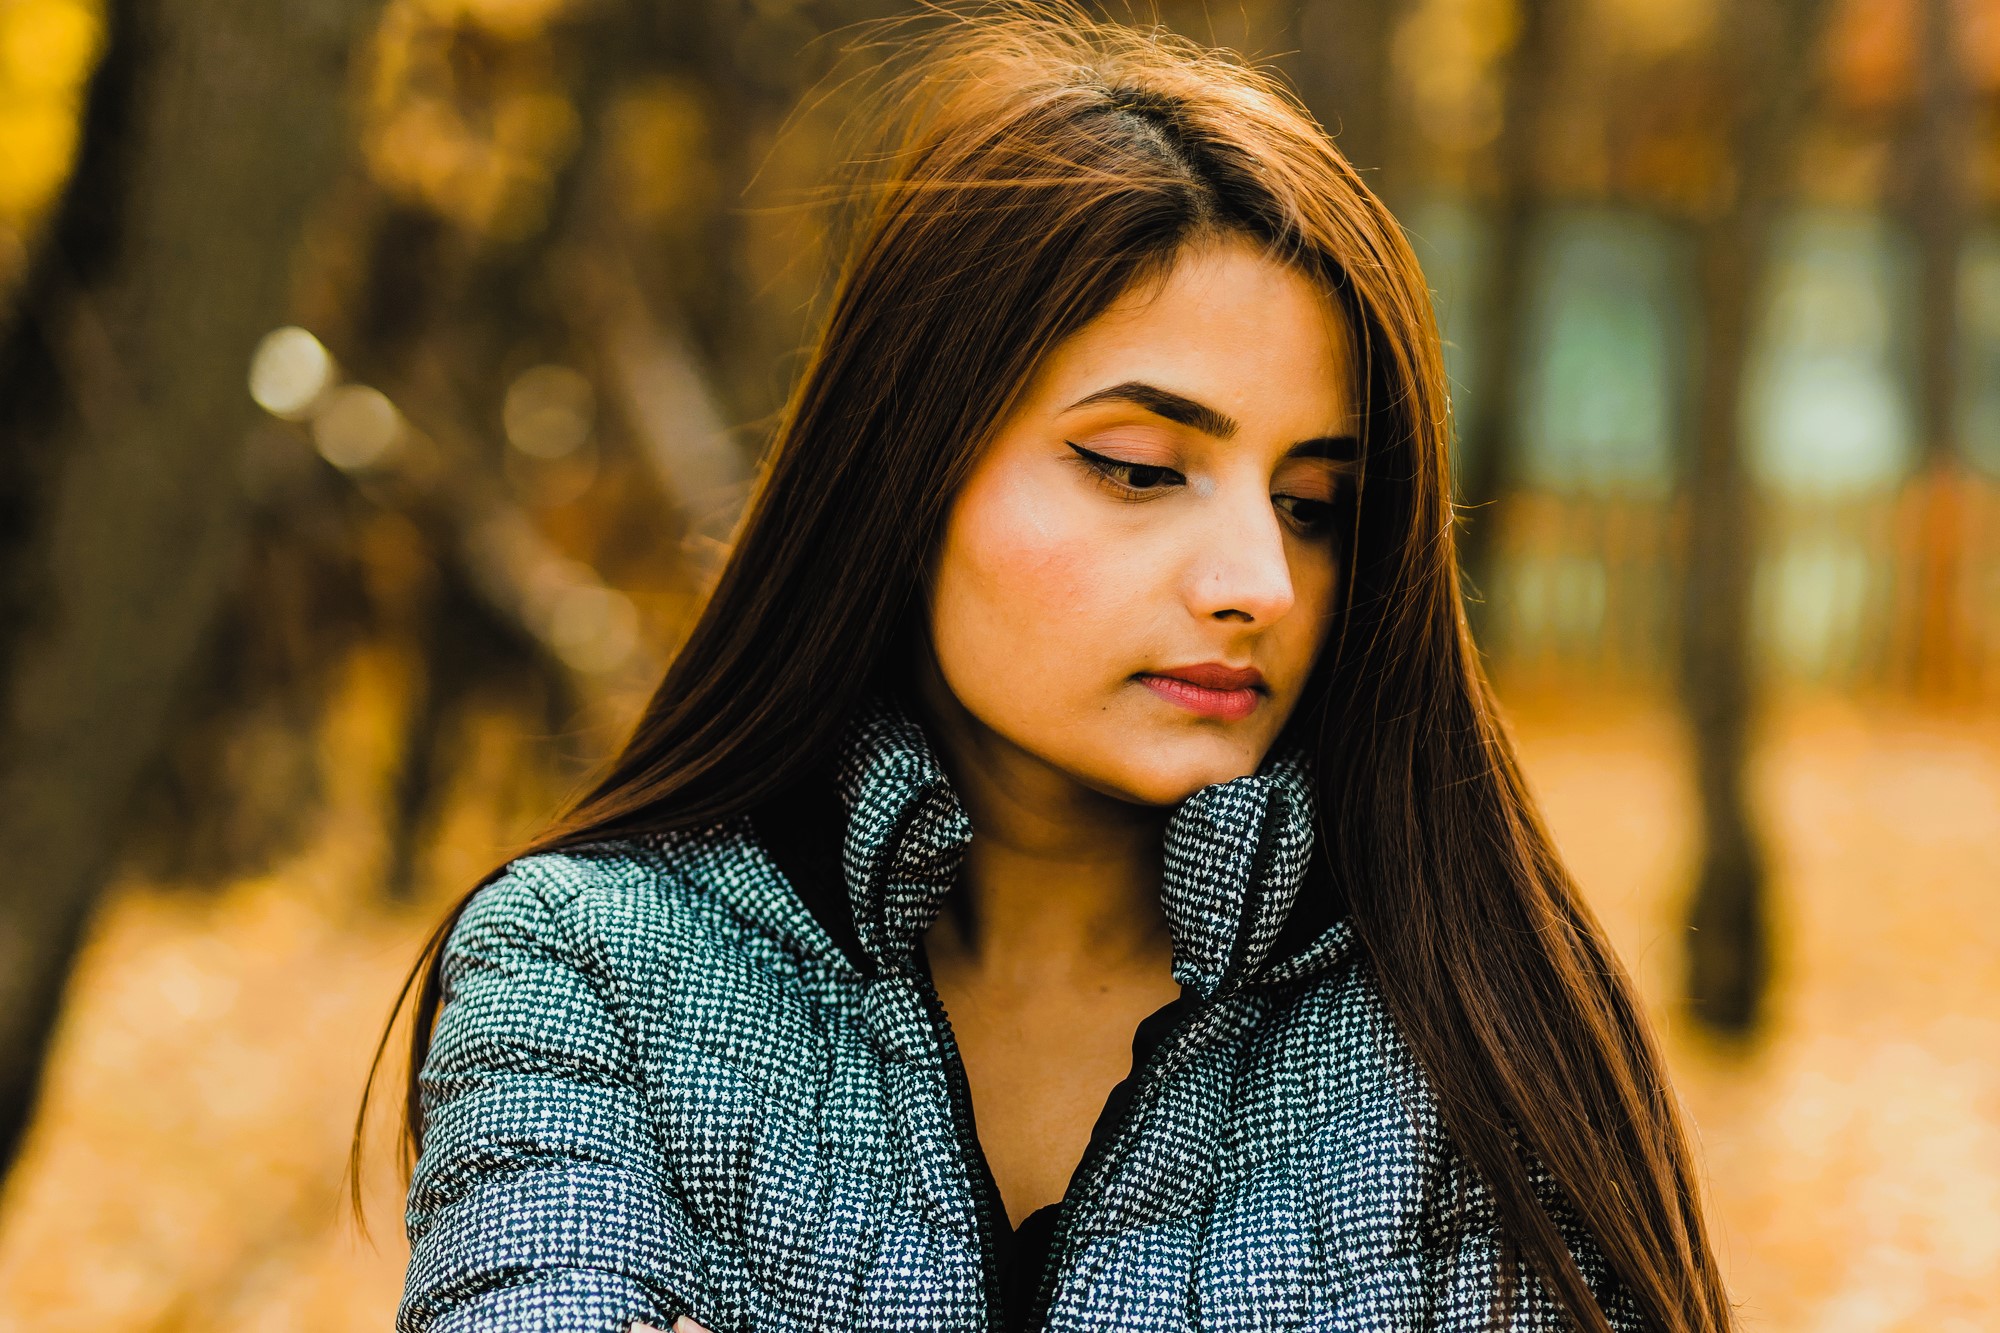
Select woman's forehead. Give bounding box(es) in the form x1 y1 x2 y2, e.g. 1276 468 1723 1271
1023 241 1358 440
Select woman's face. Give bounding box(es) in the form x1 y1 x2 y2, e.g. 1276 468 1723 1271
924 235 1359 807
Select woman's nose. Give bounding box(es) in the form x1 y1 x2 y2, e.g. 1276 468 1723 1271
1186 491 1296 625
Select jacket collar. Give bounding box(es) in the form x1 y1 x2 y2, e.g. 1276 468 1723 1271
825 695 1352 1001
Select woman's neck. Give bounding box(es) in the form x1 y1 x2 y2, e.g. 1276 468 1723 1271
913 673 1175 992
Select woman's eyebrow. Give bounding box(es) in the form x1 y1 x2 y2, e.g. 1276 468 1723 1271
1064 381 1239 438
1064 381 1358 460
1287 434 1362 462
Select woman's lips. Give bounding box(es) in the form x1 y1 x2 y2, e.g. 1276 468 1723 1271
1136 665 1266 722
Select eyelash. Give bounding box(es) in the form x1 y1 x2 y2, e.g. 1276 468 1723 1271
1067 440 1183 495
1065 440 1340 536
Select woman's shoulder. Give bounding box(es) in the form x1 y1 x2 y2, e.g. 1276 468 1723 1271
455 832 699 928
443 822 836 985
1262 957 1644 1326
1249 951 1443 1151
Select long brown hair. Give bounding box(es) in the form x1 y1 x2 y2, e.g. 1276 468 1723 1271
358 9 1729 1330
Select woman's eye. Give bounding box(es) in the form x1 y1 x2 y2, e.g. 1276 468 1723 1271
1066 441 1184 495
1275 493 1336 533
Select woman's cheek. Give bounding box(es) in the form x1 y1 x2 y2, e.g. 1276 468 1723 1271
934 466 1141 728
956 480 1111 670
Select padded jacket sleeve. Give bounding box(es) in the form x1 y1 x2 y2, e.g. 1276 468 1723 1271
398 861 715 1333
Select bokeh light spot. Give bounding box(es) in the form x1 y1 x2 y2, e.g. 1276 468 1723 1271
310 385 402 472
503 364 593 458
248 326 336 420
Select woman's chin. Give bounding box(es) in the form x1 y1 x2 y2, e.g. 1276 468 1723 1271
1071 734 1271 808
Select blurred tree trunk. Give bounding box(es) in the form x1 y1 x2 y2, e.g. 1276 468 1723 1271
0 0 378 1173
1452 0 1559 616
1905 0 1971 698
1679 0 1829 1036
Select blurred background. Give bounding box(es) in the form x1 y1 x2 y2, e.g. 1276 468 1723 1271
0 0 1994 1327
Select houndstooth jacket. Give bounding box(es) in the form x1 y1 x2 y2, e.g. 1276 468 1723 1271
399 696 1641 1332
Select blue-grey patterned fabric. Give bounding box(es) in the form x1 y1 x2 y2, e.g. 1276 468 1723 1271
400 697 1641 1332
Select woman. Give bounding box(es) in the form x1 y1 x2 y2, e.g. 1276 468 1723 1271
375 9 1730 1332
